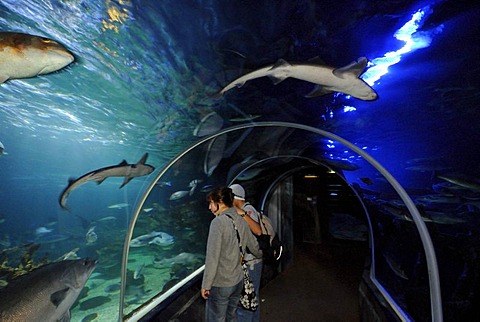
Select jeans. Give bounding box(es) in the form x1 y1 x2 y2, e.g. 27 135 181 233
237 260 262 322
206 280 243 322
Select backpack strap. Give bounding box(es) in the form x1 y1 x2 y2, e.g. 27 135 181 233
225 214 244 259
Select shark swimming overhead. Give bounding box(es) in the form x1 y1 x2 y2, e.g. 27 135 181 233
0 32 74 84
214 57 378 101
59 153 155 210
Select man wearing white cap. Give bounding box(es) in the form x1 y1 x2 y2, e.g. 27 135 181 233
229 183 262 322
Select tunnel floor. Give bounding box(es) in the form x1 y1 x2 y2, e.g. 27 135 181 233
146 239 367 321
260 241 366 321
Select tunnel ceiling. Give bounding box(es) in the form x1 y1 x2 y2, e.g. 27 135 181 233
0 0 479 198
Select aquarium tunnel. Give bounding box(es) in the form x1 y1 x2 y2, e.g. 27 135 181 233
1 1 479 322
119 122 442 321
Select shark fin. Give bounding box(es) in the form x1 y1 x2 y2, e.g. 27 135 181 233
120 177 133 189
95 178 107 185
308 56 327 65
333 57 368 79
268 59 291 85
59 310 71 322
137 153 149 165
117 160 128 166
305 85 334 98
51 287 70 307
0 75 9 84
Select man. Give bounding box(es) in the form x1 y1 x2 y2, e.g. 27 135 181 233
229 184 262 322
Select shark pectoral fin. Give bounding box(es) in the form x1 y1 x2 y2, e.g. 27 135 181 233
120 177 133 189
137 153 149 165
59 310 71 322
0 75 9 83
305 85 333 98
333 57 368 79
267 74 286 85
51 287 70 307
96 178 107 185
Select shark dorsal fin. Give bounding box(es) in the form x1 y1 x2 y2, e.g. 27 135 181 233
118 160 128 166
271 58 290 70
51 287 70 307
333 57 368 79
137 153 148 165
308 56 327 65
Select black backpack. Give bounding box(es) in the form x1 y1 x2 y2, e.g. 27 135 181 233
256 212 283 265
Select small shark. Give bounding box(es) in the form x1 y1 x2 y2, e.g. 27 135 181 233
0 258 96 321
214 57 377 101
59 153 155 210
0 32 74 83
0 141 7 156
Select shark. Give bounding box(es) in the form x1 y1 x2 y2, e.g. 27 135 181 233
59 153 155 210
214 57 378 101
0 141 6 156
0 258 96 321
0 32 74 84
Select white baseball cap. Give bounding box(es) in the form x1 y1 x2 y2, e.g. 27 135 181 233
229 184 245 201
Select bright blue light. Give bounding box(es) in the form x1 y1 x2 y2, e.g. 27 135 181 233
361 5 444 86
343 106 356 112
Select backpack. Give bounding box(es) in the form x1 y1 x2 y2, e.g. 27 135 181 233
256 212 283 265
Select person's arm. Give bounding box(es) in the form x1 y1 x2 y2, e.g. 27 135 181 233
235 206 262 235
201 219 222 292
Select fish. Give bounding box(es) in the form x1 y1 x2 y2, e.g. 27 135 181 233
133 264 145 280
193 112 224 137
59 153 155 210
81 313 98 322
437 173 480 192
213 57 378 101
153 252 204 269
79 295 111 310
34 234 71 244
107 203 129 209
0 32 74 84
0 141 7 156
188 179 202 196
35 226 53 235
130 231 166 247
204 134 227 176
0 258 96 321
55 248 80 262
142 207 153 213
85 226 98 245
169 190 189 200
148 232 175 247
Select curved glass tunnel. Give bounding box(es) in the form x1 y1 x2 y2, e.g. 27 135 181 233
120 123 443 321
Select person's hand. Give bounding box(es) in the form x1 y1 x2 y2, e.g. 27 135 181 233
201 288 210 299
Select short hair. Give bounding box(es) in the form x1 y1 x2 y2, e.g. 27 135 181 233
207 187 234 207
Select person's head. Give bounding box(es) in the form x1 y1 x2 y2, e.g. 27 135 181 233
206 187 234 215
229 184 246 206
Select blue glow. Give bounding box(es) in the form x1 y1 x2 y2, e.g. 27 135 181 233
361 6 444 86
327 144 335 149
343 106 356 112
